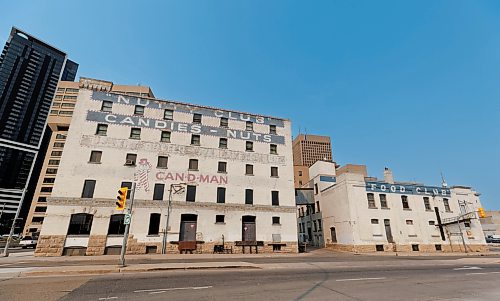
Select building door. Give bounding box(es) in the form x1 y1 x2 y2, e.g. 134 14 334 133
330 227 337 243
179 214 197 241
242 216 256 241
384 219 394 243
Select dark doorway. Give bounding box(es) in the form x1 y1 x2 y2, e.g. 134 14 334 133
384 219 394 243
179 214 197 241
307 227 312 241
242 216 256 241
330 227 337 243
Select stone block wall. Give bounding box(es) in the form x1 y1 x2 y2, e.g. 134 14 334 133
86 235 107 256
35 235 66 256
325 243 489 253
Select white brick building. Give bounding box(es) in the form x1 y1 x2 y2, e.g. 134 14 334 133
36 89 298 256
297 162 487 253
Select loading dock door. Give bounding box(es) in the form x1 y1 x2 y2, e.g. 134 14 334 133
242 216 256 241
179 214 197 241
384 219 394 243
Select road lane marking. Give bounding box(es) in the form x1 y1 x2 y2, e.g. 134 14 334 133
335 277 386 282
134 286 213 294
98 297 117 300
466 271 500 276
453 266 482 270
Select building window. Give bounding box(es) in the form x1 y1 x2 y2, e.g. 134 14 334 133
429 221 436 225
318 219 322 231
402 195 410 209
371 219 379 224
216 215 225 223
89 151 102 163
217 161 227 173
153 183 165 200
220 117 229 128
270 144 277 154
189 159 199 171
246 121 253 131
96 124 108 136
59 110 73 116
316 201 320 212
34 206 47 213
219 138 228 149
367 193 376 209
108 214 126 235
40 187 53 193
380 194 388 208
245 164 254 175
61 103 75 108
48 160 60 165
164 109 174 120
271 191 279 206
55 134 66 140
125 153 137 166
406 220 414 225
53 142 65 148
246 141 253 152
186 185 196 202
269 125 277 135
101 101 113 112
271 166 278 177
67 213 93 235
412 244 419 252
193 113 202 124
443 198 451 212
46 168 57 175
245 189 253 205
314 183 319 194
191 134 200 145
81 180 96 198
423 197 431 211
272 216 280 225
157 156 168 168
121 182 133 199
38 197 47 203
148 213 161 235
130 128 141 139
217 187 226 203
160 131 171 142
43 178 55 184
51 151 62 156
298 171 302 176
299 180 303 186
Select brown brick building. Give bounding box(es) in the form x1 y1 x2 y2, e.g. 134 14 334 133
292 134 333 188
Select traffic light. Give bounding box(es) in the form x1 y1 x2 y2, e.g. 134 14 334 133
116 187 128 210
478 207 486 218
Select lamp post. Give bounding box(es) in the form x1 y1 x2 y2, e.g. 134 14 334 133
161 183 185 254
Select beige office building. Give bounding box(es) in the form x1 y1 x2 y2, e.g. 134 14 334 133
23 78 154 237
292 134 333 188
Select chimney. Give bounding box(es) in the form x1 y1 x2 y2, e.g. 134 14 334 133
384 167 394 184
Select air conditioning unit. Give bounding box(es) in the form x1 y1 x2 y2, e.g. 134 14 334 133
125 159 135 165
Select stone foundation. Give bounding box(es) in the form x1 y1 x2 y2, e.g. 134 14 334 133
86 235 107 256
35 235 66 257
325 243 489 253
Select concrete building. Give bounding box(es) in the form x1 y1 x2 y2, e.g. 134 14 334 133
35 88 297 256
297 162 487 252
23 78 154 237
0 27 77 233
292 134 333 188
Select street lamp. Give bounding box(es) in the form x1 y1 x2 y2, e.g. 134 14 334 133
161 183 186 254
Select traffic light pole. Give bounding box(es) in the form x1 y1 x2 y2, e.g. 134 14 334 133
119 182 136 267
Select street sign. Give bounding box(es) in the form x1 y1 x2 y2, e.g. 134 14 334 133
124 214 131 225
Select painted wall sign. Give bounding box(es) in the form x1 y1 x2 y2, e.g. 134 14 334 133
91 91 285 127
366 181 451 197
156 171 228 185
79 135 287 165
86 111 285 144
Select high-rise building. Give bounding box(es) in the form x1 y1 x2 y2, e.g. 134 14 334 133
23 77 154 236
292 134 333 188
0 27 77 233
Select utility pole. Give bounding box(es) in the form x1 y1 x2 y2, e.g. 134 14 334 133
162 183 185 254
119 182 136 267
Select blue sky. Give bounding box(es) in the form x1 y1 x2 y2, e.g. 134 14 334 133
2 1 499 209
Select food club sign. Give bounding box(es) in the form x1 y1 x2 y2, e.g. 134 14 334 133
366 182 451 197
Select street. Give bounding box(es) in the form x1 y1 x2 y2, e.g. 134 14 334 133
1 251 500 300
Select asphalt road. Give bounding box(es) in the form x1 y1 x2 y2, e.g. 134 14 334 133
1 258 500 301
